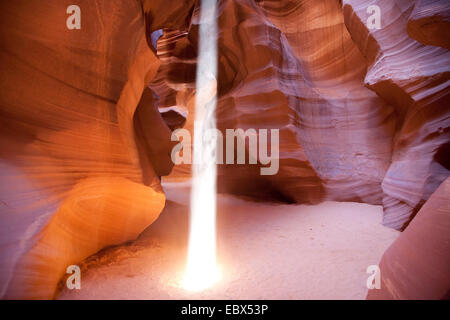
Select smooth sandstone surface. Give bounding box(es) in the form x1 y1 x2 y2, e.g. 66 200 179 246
367 178 450 299
0 0 168 299
0 0 448 299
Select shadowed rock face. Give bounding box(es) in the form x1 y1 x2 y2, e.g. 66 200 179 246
367 178 450 300
407 0 450 50
141 0 196 38
0 0 449 299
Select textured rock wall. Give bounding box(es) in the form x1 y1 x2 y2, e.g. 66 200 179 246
212 0 325 203
150 0 449 227
0 0 448 299
257 0 396 204
0 0 171 299
161 0 396 203
149 29 196 181
343 0 450 229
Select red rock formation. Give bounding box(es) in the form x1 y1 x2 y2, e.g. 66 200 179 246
0 0 448 300
212 0 325 202
141 0 196 39
134 87 177 178
367 178 450 299
156 1 334 202
149 0 449 218
161 0 393 203
407 0 450 50
148 28 197 181
257 0 396 204
0 0 174 299
343 0 450 229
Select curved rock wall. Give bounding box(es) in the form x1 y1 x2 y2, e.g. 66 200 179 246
343 0 450 229
0 0 448 299
162 0 395 203
257 0 396 204
0 0 169 299
211 0 325 203
149 28 197 181
367 178 450 299
147 0 449 226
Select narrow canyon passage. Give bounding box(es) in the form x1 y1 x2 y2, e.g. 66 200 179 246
56 182 398 300
0 0 449 301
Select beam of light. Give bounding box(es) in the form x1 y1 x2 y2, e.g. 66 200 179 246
183 0 220 291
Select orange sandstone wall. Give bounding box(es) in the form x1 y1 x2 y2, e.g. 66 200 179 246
0 0 172 299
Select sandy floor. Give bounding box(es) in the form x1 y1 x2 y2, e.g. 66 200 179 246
57 181 399 300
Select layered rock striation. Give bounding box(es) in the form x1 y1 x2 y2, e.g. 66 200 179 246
343 0 450 229
0 0 448 299
0 0 183 299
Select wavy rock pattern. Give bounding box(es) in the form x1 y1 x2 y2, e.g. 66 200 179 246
147 28 196 181
198 0 323 202
256 0 396 204
0 0 448 300
152 1 396 204
162 0 394 203
148 0 449 221
0 0 171 299
343 0 450 229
